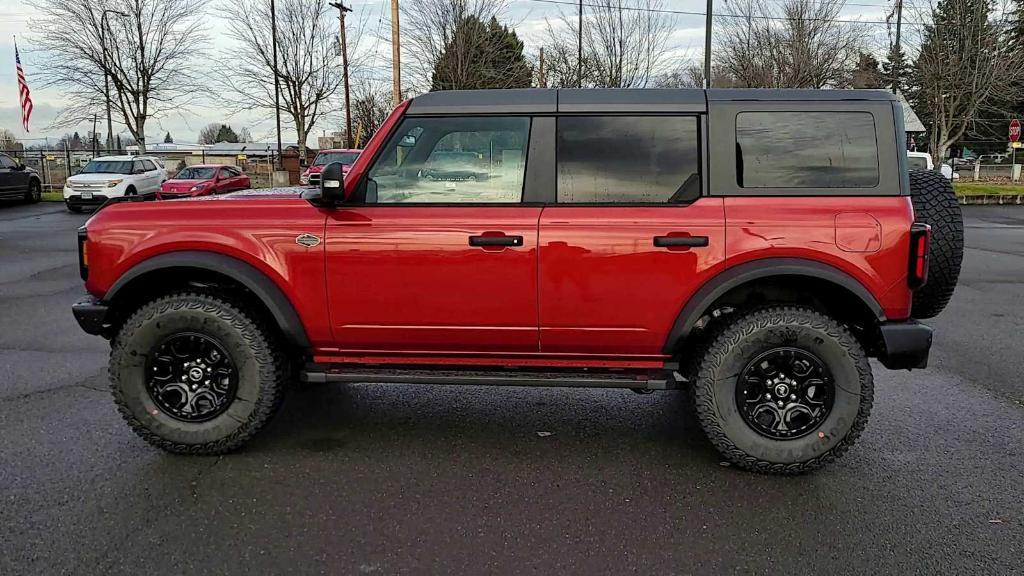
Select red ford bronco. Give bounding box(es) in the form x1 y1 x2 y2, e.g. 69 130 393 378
73 89 963 474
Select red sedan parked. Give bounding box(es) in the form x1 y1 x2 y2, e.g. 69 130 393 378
157 165 251 200
300 149 361 186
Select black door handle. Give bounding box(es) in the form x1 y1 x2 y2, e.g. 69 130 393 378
469 235 523 247
653 235 709 248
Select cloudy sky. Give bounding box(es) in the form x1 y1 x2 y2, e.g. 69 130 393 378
0 0 907 148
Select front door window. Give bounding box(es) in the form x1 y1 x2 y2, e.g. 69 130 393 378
365 116 530 204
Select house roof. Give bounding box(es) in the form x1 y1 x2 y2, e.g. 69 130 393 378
896 91 926 132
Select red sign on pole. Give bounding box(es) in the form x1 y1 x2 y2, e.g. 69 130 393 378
1011 119 1021 143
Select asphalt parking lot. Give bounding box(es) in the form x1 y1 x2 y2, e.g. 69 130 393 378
1 201 1022 574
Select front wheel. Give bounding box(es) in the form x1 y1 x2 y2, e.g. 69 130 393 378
690 306 873 474
109 292 288 454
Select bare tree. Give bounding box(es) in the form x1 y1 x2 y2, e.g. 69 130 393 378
715 0 864 89
541 0 677 88
350 82 393 145
28 0 208 153
0 128 18 150
219 0 363 156
656 60 736 88
912 0 1024 164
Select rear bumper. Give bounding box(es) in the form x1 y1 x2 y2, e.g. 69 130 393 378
877 320 932 370
72 295 111 337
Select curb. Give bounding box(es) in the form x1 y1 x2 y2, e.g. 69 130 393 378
957 194 1024 205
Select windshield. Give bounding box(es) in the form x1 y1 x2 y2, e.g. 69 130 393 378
313 151 359 166
174 167 218 180
80 160 133 175
907 156 929 170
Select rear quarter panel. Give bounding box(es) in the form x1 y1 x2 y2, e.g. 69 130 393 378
725 196 915 320
83 198 333 346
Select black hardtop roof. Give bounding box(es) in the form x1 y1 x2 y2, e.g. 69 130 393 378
405 88 897 115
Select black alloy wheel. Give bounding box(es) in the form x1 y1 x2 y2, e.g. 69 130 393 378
735 347 834 440
145 332 238 422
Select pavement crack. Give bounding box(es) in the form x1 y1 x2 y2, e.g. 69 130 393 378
190 456 224 499
0 370 109 402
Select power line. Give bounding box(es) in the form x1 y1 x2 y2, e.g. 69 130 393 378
520 0 940 26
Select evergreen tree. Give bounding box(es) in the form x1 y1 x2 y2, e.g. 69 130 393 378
850 52 884 89
430 16 532 91
215 124 240 143
164 131 174 143
881 44 909 94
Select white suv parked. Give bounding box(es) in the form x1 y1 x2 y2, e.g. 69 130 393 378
63 155 167 212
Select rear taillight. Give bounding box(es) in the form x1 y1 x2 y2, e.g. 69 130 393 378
77 226 89 281
908 223 931 289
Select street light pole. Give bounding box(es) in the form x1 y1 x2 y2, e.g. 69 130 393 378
704 0 713 88
330 1 353 149
391 0 401 105
271 0 284 170
100 9 127 152
577 0 583 88
892 0 903 94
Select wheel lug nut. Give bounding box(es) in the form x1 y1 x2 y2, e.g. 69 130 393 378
765 393 772 399
790 394 796 400
777 401 784 407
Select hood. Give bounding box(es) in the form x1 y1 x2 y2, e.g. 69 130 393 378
68 173 126 185
162 178 212 192
190 187 305 200
303 163 352 175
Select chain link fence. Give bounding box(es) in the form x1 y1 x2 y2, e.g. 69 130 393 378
0 145 286 191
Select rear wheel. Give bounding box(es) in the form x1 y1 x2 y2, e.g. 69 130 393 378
109 292 288 454
24 179 41 203
690 306 873 474
908 169 963 319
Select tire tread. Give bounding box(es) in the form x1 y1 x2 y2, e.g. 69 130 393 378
690 305 874 475
109 291 287 455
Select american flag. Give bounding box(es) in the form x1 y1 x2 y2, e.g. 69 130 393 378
15 40 32 133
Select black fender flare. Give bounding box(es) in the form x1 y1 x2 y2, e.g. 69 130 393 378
105 251 310 348
662 258 886 353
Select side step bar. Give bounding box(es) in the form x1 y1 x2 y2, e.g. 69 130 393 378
301 366 680 391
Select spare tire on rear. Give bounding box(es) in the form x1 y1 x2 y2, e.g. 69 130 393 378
908 169 963 319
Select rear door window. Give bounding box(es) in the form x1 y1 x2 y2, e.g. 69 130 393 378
556 116 701 204
735 112 879 188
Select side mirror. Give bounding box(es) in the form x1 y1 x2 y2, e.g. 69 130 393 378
302 161 345 207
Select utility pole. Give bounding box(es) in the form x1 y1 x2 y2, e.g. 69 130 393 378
892 0 903 94
704 0 713 88
330 1 354 148
91 113 98 157
577 0 583 88
391 0 401 105
271 0 284 170
538 47 546 88
100 9 126 151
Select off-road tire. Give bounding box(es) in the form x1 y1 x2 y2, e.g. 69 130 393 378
908 169 963 319
109 292 288 454
690 306 873 475
25 179 41 203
